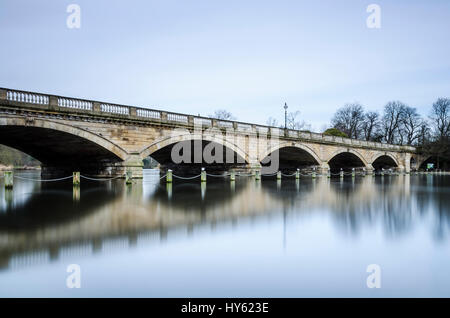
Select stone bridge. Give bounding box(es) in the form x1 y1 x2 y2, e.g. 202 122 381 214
0 88 419 178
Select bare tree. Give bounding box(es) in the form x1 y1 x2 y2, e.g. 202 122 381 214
361 111 380 141
266 116 279 127
209 109 236 120
331 103 365 139
286 111 309 130
401 106 422 145
382 101 406 144
430 98 450 140
417 120 431 145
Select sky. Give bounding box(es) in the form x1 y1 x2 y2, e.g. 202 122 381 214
0 0 449 132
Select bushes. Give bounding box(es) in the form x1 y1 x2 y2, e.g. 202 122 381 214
323 128 349 138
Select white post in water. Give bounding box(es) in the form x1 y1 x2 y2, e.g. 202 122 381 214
340 168 344 179
166 169 173 183
295 168 300 180
201 167 207 183
312 168 316 179
276 171 282 180
4 171 13 189
73 172 80 186
230 171 235 182
126 170 133 185
351 168 355 178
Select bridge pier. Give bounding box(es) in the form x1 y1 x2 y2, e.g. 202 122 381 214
397 166 406 174
317 163 330 176
365 164 374 175
117 154 144 179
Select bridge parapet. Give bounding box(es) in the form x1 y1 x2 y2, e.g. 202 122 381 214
0 87 416 153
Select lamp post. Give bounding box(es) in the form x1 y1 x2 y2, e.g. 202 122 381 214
284 102 288 129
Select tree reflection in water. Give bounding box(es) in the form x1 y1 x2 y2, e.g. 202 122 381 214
0 170 450 272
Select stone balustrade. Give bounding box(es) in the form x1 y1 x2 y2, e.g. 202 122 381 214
0 87 416 153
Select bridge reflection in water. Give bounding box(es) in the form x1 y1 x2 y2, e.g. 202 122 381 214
1 170 450 273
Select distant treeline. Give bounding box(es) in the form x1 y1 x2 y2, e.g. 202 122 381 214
327 98 450 169
0 145 40 167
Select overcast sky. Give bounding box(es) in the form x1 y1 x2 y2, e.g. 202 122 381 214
1 0 449 131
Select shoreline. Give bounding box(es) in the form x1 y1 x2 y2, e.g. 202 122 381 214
0 165 41 171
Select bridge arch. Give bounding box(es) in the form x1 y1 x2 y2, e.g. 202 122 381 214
140 133 248 162
0 116 129 176
0 116 129 160
139 132 249 174
371 153 399 171
259 142 322 172
327 149 368 172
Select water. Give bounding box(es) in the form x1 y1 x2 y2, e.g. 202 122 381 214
0 170 449 297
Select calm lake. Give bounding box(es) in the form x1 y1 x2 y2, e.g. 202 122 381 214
0 170 449 297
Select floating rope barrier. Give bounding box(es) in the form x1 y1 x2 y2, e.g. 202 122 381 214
261 172 279 177
206 173 231 177
172 174 202 180
13 175 73 182
80 174 125 181
236 173 254 177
